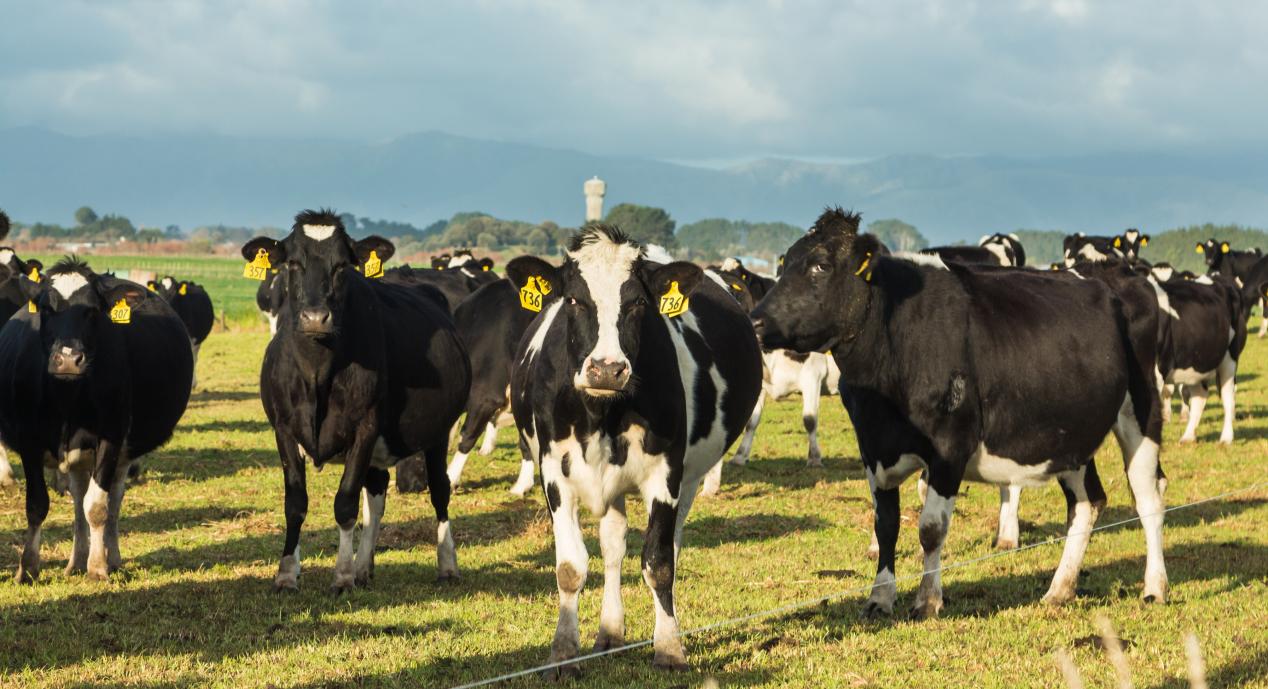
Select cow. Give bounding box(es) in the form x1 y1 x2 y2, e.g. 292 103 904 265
384 262 496 314
1063 231 1143 267
243 210 470 591
255 270 285 335
0 258 193 582
1197 239 1266 336
923 233 1027 267
0 216 44 488
753 208 1167 618
508 225 762 675
444 273 539 495
147 276 215 389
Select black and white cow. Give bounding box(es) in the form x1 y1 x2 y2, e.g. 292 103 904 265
1197 239 1266 336
0 223 44 488
147 276 215 389
384 263 495 314
0 258 193 582
923 233 1027 267
255 270 285 335
444 273 539 495
508 226 762 674
243 210 470 591
755 208 1167 617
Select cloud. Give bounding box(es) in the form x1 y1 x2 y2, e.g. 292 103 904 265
0 1 1264 159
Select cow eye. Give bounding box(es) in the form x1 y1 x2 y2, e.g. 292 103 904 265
634 297 647 307
810 263 830 274
567 297 578 306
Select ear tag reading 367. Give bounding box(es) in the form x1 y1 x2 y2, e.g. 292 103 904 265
109 299 131 325
363 250 384 279
659 281 689 318
244 248 271 280
519 276 546 312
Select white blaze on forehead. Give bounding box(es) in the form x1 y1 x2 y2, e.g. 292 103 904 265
982 241 1011 266
51 273 90 298
449 254 473 267
0 249 13 265
720 257 741 272
161 277 175 289
568 237 643 367
895 252 949 270
302 224 338 241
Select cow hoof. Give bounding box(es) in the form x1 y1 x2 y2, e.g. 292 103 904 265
355 572 373 587
806 456 823 468
860 601 892 619
865 546 879 560
273 580 299 594
1178 435 1196 444
1219 436 1233 446
14 564 39 584
85 569 109 582
436 570 460 583
995 538 1018 551
540 663 582 682
652 651 690 672
65 561 85 576
330 577 356 595
1041 590 1075 607
910 600 942 620
727 456 748 467
593 630 625 652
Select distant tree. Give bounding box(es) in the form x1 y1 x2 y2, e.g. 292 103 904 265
339 213 359 236
867 219 927 252
526 226 552 254
477 231 498 249
604 203 675 247
164 224 182 238
136 228 164 244
74 206 99 226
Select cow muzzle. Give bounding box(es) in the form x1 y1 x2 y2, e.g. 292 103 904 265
581 357 631 394
298 308 334 336
49 346 87 378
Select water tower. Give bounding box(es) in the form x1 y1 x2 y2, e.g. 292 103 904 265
584 176 606 222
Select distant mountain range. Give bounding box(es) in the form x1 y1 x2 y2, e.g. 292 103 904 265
2 127 1267 244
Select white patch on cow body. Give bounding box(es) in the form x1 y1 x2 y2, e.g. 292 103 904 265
1151 266 1175 283
50 273 90 299
523 300 563 364
568 238 642 382
448 254 472 267
84 477 111 577
1147 277 1180 319
644 244 674 264
895 252 949 270
1170 366 1215 387
965 444 1053 486
704 269 728 293
1194 275 1214 285
869 453 925 490
301 224 337 241
981 241 1011 266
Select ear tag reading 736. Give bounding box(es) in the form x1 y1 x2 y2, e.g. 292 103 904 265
659 281 689 318
109 299 131 325
363 250 384 279
519 276 546 312
244 249 271 280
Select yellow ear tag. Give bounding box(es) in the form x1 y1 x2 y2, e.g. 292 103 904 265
109 299 131 325
363 250 384 278
28 267 40 283
1222 243 1230 254
147 283 157 292
659 281 689 318
536 276 552 295
482 265 490 271
1140 237 1148 247
854 253 873 280
178 283 188 296
1195 245 1205 254
27 301 37 314
519 276 545 312
243 248 271 280
1113 237 1121 248
731 283 743 291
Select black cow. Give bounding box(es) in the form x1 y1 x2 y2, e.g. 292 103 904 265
1197 239 1266 336
243 210 470 591
923 233 1027 267
0 219 44 488
255 270 285 335
147 276 215 388
508 226 762 675
384 263 496 314
444 273 539 495
754 208 1167 618
0 258 192 582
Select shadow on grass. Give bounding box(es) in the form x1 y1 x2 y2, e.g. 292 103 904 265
1143 648 1268 689
139 447 273 484
187 390 261 406
178 418 274 435
716 456 867 492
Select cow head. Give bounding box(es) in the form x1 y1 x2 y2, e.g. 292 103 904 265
751 207 880 354
430 253 452 270
1063 233 1125 267
978 233 1026 267
0 247 41 286
1196 238 1230 272
27 258 147 379
1120 228 1150 260
506 225 702 397
241 209 393 340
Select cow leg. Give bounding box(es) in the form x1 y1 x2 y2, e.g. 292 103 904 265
424 444 459 580
449 401 501 489
916 471 929 505
1216 356 1236 445
728 392 765 466
642 485 687 671
1178 385 1191 423
479 421 499 456
1259 297 1267 338
331 459 366 593
275 436 308 591
541 457 586 680
85 440 125 580
355 467 389 586
104 459 130 573
863 470 899 617
995 484 1022 550
1160 383 1172 423
190 339 200 390
1114 400 1168 603
509 438 536 497
800 365 825 467
0 446 14 488
15 452 50 584
911 478 957 620
594 496 627 651
1178 383 1208 443
64 465 91 574
699 460 723 497
1042 462 1105 605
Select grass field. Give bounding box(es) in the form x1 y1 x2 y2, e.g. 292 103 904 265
1 330 1266 688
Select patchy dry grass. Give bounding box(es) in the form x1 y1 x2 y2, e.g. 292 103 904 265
1 331 1266 688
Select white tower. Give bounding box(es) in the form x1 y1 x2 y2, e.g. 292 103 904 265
584 176 606 222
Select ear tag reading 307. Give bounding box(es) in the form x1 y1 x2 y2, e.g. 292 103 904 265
519 276 546 312
363 250 384 279
659 281 689 318
244 248 271 280
109 299 131 325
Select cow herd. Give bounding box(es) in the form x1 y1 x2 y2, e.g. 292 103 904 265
1 205 1265 676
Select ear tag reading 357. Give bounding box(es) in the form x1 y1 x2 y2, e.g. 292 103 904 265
109 299 132 325
659 281 688 318
519 276 545 312
363 250 384 279
244 248 271 280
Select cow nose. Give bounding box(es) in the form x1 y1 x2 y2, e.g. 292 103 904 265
585 358 630 390
298 308 333 334
50 348 86 376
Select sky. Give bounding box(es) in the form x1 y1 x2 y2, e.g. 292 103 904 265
2 1 1266 163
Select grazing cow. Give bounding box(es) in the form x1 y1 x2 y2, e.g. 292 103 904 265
244 210 470 591
444 274 539 495
924 233 1027 267
0 258 192 582
754 208 1167 618
508 226 762 675
148 276 215 388
1197 239 1267 336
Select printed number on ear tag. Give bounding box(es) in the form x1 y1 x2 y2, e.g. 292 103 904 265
659 281 689 318
519 276 546 312
109 299 131 325
243 248 271 280
363 250 384 279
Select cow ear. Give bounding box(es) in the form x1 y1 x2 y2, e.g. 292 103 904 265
146 281 158 292
16 273 44 302
1221 242 1231 254
1140 235 1150 247
242 237 285 264
644 261 704 301
20 258 42 277
1195 242 1205 254
355 235 395 265
506 255 559 293
98 282 148 307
